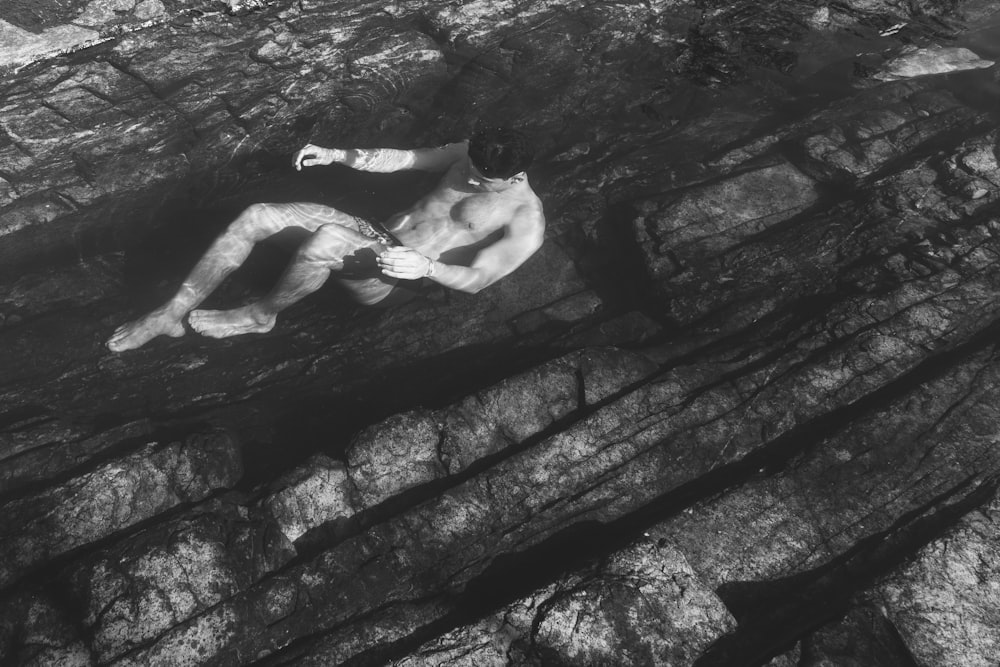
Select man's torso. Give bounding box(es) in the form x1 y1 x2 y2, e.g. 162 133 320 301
384 160 541 260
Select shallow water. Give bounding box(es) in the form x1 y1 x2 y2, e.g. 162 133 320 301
957 8 1000 59
791 17 1000 116
947 13 1000 112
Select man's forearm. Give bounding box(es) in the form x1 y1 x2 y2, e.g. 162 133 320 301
425 260 491 294
328 147 416 172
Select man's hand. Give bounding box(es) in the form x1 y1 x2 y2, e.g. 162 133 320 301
293 144 338 171
377 247 434 280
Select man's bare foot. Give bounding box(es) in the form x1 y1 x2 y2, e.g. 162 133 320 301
107 310 186 352
188 305 276 339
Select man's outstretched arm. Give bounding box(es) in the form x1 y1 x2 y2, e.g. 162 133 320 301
293 142 466 173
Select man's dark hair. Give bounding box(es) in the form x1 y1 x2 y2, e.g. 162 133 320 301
468 126 534 179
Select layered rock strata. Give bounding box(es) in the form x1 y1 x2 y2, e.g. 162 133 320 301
3 0 1000 665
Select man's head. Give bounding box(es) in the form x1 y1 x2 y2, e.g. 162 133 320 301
467 126 534 180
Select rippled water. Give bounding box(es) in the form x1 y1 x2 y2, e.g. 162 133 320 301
949 14 1000 112
786 21 997 115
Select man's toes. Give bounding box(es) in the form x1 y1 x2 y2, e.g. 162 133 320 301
107 314 185 352
106 326 132 350
107 334 137 353
188 310 217 334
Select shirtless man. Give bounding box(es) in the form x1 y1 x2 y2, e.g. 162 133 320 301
106 126 545 352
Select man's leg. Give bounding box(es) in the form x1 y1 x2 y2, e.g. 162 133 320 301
107 203 352 351
187 222 395 339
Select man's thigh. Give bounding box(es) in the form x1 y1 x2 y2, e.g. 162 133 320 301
334 242 398 306
266 202 362 234
260 203 370 254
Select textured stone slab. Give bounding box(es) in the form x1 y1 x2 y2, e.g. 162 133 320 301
63 498 292 663
800 89 979 180
0 590 92 667
877 498 1000 667
391 540 736 667
794 605 916 666
658 343 1000 588
0 417 152 495
636 91 989 332
531 541 737 666
115 275 1000 664
0 0 208 70
0 428 241 588
263 347 658 544
261 454 358 543
634 159 819 279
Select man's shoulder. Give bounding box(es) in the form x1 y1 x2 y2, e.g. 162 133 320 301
505 195 545 247
513 187 545 222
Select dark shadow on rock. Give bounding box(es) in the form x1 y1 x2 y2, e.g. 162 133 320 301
568 201 668 327
239 338 575 491
798 604 921 667
339 520 611 667
696 474 999 667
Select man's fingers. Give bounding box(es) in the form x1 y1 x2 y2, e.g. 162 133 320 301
378 246 428 278
380 266 413 278
378 257 416 268
293 144 319 171
377 257 414 269
378 250 423 278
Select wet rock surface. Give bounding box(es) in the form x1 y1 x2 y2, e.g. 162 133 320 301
876 498 1000 666
3 0 1000 665
392 540 737 667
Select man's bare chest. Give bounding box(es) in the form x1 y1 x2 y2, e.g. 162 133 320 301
403 188 511 234
447 193 510 232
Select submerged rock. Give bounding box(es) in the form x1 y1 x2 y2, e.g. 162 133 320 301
873 44 994 81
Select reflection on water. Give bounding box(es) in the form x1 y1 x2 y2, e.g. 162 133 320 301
958 9 1000 60
633 9 1000 185
941 67 1000 115
948 14 1000 112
